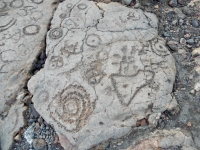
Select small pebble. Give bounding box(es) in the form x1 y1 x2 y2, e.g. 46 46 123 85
182 7 192 16
187 122 192 127
189 75 193 80
169 0 178 7
184 33 191 39
190 90 195 94
172 20 178 26
191 20 199 28
32 138 46 150
186 39 194 45
14 134 22 142
163 32 170 37
154 5 159 9
180 38 186 45
179 19 184 25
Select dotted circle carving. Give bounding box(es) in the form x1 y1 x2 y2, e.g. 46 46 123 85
50 85 93 132
86 34 101 47
49 28 63 39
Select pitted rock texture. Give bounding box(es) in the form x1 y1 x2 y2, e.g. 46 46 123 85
28 0 177 149
127 129 197 150
0 0 58 149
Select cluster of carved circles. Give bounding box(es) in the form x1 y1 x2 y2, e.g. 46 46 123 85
50 84 93 132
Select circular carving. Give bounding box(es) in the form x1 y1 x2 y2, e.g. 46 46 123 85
37 90 49 102
31 11 43 21
66 3 73 9
31 0 43 4
77 3 88 10
50 84 93 132
23 25 40 35
59 13 66 19
86 34 101 47
152 40 169 56
49 28 63 39
0 2 7 10
10 0 23 8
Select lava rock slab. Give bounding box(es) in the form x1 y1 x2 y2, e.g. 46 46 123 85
28 0 177 149
127 129 197 150
0 0 59 149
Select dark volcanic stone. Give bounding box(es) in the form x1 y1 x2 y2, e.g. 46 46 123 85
191 20 199 28
186 39 195 45
168 0 178 7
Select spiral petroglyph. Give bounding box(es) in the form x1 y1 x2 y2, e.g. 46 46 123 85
49 28 63 39
28 1 177 150
48 84 93 132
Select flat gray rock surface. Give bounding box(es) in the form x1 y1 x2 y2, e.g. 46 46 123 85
28 0 177 149
0 0 58 149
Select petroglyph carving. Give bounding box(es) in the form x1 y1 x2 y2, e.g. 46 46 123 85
85 61 105 85
0 2 7 11
59 13 67 19
60 41 79 55
77 3 88 10
86 34 101 47
49 28 63 39
111 70 154 106
127 12 141 20
151 39 170 56
28 1 177 150
66 3 73 9
10 0 24 8
37 90 49 102
49 84 93 132
0 19 16 32
23 25 41 35
49 56 63 69
31 0 43 4
30 11 43 21
0 1 59 149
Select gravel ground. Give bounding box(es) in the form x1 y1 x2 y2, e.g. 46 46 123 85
11 0 200 149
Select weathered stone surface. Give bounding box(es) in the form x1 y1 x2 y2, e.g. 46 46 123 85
28 0 177 149
0 97 27 150
0 0 58 149
126 129 197 150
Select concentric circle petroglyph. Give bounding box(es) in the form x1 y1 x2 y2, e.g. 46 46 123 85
28 1 177 150
49 28 63 39
48 84 93 132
